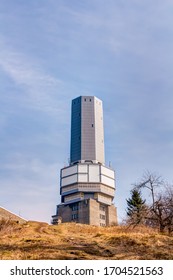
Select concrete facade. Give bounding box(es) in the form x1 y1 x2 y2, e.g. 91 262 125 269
52 199 117 226
70 96 105 164
52 96 117 226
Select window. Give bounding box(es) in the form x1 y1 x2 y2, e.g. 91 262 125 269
92 124 94 127
100 214 106 220
100 205 105 211
84 98 86 101
90 99 91 102
72 213 78 220
72 204 78 211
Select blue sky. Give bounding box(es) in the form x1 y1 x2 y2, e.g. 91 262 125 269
0 0 173 223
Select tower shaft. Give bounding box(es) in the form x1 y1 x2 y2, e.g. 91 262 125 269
70 96 105 164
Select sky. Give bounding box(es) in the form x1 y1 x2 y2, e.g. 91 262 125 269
0 0 173 223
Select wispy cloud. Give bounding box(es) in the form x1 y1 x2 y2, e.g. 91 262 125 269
1 0 173 223
0 37 67 116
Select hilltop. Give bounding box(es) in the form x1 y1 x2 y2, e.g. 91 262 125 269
0 207 26 224
0 220 173 260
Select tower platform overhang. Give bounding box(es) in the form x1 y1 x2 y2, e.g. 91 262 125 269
60 163 115 189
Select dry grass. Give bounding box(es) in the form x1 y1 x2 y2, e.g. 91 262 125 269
0 220 173 260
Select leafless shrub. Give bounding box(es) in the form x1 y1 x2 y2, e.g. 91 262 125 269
127 171 173 234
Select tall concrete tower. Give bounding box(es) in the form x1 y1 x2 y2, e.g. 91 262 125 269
70 96 105 164
52 96 117 226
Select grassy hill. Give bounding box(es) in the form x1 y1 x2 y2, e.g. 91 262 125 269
0 220 173 260
0 207 26 224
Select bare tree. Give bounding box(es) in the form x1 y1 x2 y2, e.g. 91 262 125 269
161 186 173 234
133 171 173 234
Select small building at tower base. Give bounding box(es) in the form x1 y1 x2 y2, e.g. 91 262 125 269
52 199 117 226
